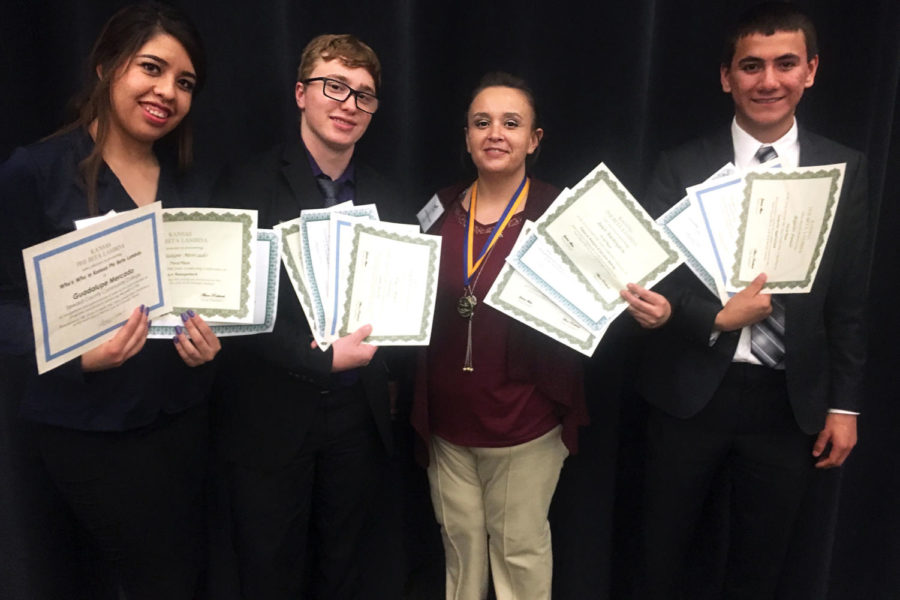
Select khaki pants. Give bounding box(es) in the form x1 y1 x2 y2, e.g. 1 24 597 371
427 426 568 600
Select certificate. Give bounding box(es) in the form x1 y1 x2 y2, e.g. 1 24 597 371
22 202 168 373
327 215 419 340
74 210 118 230
487 222 605 356
274 218 330 350
508 230 612 331
689 172 745 293
162 207 257 323
658 197 723 301
657 163 737 304
327 213 366 339
298 204 379 334
531 163 682 312
337 222 441 345
149 229 281 338
730 164 845 293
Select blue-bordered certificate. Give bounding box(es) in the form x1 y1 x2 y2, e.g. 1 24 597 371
23 202 169 373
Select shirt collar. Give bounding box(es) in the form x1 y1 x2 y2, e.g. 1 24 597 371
304 145 355 187
730 117 800 170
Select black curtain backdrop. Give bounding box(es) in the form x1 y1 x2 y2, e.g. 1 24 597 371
2 1 898 599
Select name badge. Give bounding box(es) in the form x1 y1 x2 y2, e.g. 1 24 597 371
416 194 444 232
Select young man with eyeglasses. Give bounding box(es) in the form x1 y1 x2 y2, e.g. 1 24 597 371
622 3 872 598
214 34 402 599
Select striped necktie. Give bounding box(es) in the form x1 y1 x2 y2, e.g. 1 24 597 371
751 296 786 367
755 145 777 164
749 144 785 367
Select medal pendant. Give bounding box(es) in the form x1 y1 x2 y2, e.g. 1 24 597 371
457 293 477 319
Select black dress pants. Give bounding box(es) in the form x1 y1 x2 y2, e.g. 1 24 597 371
641 364 815 600
37 403 209 600
229 384 385 600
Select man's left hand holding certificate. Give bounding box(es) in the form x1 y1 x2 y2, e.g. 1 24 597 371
23 202 169 373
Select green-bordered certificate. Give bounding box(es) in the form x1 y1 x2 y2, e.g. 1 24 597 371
487 221 605 357
161 207 257 322
337 221 441 345
729 163 845 293
524 163 682 317
149 228 280 338
274 218 331 350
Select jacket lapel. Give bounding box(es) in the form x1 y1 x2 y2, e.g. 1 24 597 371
796 126 827 168
783 126 821 336
280 141 323 214
708 126 736 170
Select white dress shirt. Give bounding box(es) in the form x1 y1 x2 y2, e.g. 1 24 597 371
723 119 857 415
729 118 799 366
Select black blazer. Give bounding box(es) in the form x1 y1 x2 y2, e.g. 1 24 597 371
637 125 871 434
213 139 401 467
0 129 214 432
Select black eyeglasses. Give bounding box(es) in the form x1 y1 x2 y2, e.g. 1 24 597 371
303 77 379 114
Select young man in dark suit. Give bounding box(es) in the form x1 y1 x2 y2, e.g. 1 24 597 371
622 3 871 598
214 34 401 599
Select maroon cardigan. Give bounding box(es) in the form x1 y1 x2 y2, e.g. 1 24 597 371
412 178 588 466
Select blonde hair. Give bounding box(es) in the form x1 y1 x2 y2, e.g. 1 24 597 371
296 34 381 92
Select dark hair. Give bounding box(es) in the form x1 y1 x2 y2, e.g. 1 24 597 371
297 34 381 92
58 2 206 215
465 71 543 169
467 71 541 131
722 2 818 66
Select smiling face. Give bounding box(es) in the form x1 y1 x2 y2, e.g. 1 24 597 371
296 58 375 156
465 86 542 179
720 30 818 142
107 32 197 147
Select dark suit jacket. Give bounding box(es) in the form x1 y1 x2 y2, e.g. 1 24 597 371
0 128 214 432
213 139 402 467
637 125 871 434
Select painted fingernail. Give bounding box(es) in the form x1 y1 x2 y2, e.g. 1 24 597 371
144 306 150 316
187 309 196 318
181 312 189 322
140 304 145 312
175 325 184 335
172 336 180 344
148 321 152 327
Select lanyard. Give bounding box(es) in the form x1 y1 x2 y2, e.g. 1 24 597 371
463 174 529 285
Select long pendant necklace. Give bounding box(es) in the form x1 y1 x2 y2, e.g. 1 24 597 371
459 174 530 371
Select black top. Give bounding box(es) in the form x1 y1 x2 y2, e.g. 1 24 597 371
0 128 214 431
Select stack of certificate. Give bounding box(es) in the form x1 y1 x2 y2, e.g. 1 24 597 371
485 163 683 356
275 201 442 350
148 206 286 340
656 159 846 303
23 203 281 373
